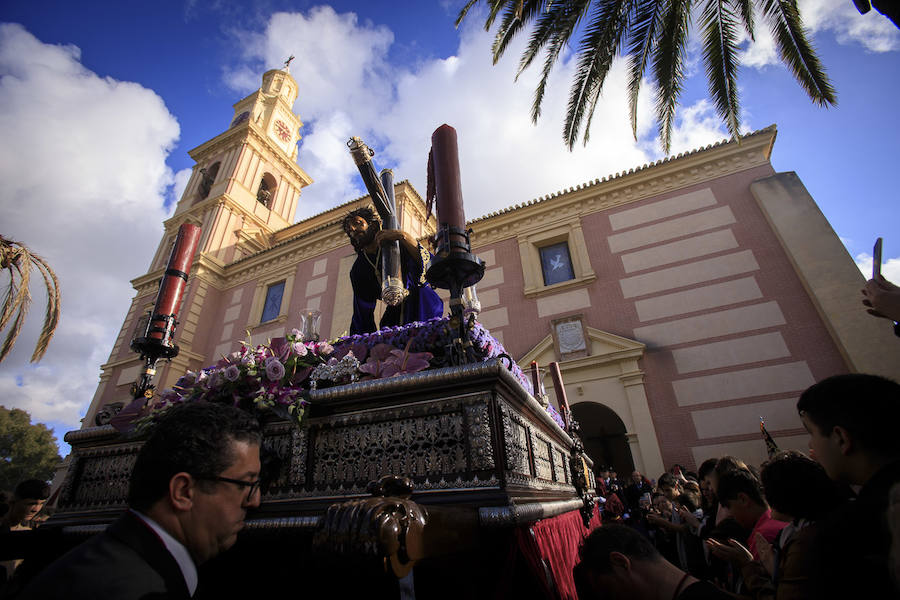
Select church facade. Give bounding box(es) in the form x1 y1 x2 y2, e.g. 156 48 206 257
83 67 900 478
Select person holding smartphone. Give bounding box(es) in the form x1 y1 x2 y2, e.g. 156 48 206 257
862 238 900 336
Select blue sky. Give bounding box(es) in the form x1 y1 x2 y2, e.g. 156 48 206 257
1 1 898 455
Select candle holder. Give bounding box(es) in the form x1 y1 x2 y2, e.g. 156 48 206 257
299 309 322 343
462 284 481 316
528 361 550 408
129 223 202 402
424 124 485 366
425 228 484 366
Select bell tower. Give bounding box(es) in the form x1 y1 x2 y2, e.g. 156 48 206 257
150 63 313 270
84 63 313 427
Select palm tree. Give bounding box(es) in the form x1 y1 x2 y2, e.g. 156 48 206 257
456 0 836 152
0 236 60 364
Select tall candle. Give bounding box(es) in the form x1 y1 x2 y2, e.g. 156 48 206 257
549 361 571 429
530 361 541 399
430 124 467 254
148 223 202 345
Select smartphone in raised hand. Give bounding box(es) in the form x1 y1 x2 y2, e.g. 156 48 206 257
873 237 883 279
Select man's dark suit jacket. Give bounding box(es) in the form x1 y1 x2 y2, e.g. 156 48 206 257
18 511 190 600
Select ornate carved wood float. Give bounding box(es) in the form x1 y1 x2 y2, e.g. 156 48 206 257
49 359 596 597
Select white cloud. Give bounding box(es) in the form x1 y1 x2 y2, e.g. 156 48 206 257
739 0 899 68
222 7 397 216
855 253 900 283
665 98 736 157
799 0 899 52
0 24 180 441
226 9 665 221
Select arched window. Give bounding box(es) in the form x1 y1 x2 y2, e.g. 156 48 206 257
257 173 277 208
198 162 220 200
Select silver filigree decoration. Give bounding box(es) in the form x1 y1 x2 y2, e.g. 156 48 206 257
464 400 494 471
309 352 361 390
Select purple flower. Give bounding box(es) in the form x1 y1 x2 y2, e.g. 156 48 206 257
265 358 285 381
224 364 241 382
177 371 198 387
291 342 308 357
269 337 291 362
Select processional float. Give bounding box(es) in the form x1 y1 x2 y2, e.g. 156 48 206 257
32 125 598 600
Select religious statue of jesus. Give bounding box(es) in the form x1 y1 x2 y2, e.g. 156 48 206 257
342 207 443 335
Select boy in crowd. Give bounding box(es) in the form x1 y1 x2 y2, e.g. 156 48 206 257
797 373 900 599
707 469 786 561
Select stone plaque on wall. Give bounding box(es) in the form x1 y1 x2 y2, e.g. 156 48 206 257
552 315 589 360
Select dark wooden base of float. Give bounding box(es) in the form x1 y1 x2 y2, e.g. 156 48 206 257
27 360 596 598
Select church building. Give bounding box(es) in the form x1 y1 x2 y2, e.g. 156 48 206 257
81 65 900 479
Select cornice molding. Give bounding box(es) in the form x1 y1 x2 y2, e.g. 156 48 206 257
470 127 776 248
193 253 227 289
131 268 164 295
188 123 312 187
99 348 205 375
223 224 350 288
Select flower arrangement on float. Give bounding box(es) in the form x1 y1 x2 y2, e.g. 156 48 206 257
154 329 338 426
146 316 563 429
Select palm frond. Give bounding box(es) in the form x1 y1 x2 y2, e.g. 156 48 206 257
0 248 30 333
516 5 567 77
492 0 546 63
531 38 563 121
0 300 29 364
626 0 666 139
516 0 593 77
760 0 836 105
730 0 755 39
652 0 692 153
701 0 742 140
565 0 632 148
28 252 60 362
0 256 32 364
0 237 61 364
522 0 593 121
456 0 484 27
485 0 512 30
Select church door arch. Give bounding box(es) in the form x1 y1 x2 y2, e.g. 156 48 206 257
571 401 635 479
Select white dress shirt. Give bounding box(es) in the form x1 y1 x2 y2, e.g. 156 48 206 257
130 509 198 596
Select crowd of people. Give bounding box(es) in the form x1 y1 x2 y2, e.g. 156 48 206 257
578 372 900 600
1 273 897 599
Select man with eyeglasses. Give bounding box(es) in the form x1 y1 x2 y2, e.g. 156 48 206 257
20 402 261 599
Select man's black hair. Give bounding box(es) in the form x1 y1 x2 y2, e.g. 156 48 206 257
657 472 678 490
716 469 766 507
760 450 845 520
341 206 381 253
577 523 660 575
14 479 50 501
698 458 718 481
797 373 900 458
127 402 261 512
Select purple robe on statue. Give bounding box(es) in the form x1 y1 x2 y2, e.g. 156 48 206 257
349 243 443 335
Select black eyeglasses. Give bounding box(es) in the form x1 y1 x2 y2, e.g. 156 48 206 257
196 475 261 501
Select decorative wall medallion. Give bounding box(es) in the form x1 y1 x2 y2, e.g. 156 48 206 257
552 315 589 359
